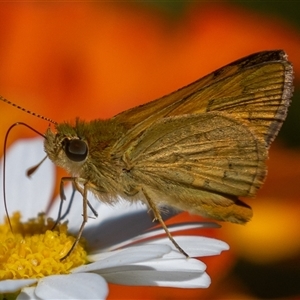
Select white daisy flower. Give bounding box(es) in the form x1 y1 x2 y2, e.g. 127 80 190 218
0 137 229 299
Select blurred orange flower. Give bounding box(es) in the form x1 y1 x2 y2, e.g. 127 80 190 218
0 2 299 299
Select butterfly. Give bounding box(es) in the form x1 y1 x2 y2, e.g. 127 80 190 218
1 50 294 256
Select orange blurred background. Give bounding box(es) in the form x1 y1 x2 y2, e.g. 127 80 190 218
0 2 299 299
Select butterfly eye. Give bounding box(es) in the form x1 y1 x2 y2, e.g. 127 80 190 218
63 138 88 162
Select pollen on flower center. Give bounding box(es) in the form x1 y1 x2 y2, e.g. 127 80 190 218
0 212 88 280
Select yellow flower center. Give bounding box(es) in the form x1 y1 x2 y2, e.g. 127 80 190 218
0 212 88 280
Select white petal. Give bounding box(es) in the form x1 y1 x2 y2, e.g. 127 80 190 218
0 137 55 220
73 244 171 273
145 236 229 257
17 287 40 300
0 279 37 292
135 255 207 272
105 222 220 251
35 273 108 300
100 258 211 288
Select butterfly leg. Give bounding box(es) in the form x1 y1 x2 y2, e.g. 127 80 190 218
142 188 189 258
58 177 89 260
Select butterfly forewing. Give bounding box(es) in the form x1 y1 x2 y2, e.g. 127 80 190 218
113 50 292 154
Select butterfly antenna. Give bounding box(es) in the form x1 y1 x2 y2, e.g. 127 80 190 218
2 121 49 231
0 95 57 125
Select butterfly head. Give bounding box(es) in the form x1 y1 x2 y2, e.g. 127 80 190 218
44 121 89 174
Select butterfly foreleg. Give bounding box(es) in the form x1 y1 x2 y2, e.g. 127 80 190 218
59 177 90 260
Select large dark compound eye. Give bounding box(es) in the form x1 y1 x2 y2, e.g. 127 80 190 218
62 138 88 162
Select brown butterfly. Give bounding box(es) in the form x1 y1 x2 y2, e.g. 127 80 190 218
1 50 294 256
